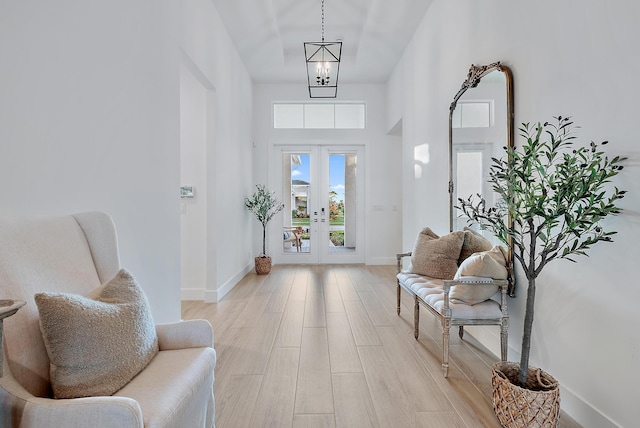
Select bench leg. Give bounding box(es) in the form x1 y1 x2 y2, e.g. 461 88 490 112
500 318 508 361
442 318 451 377
413 295 420 340
458 326 464 340
396 282 401 315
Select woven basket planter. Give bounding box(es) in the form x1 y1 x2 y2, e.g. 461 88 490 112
254 256 272 275
492 362 560 428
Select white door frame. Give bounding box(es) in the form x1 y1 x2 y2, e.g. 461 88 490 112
270 142 365 265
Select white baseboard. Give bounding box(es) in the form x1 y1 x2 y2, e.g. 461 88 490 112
181 287 205 301
180 262 253 303
465 325 501 359
560 386 620 428
366 256 396 265
203 262 253 303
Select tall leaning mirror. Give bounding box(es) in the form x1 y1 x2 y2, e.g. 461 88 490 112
448 62 515 296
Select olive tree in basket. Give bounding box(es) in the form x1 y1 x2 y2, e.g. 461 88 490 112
245 184 285 274
457 116 626 426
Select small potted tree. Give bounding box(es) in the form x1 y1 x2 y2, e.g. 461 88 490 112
245 184 285 274
457 116 626 427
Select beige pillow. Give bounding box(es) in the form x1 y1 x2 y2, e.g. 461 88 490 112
35 269 159 399
410 229 464 280
451 246 508 304
458 227 493 265
419 226 439 239
454 246 508 279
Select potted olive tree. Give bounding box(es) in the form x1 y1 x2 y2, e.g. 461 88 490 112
457 116 626 427
245 184 285 274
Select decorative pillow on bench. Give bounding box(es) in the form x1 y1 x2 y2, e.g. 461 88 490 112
459 227 493 265
451 246 509 304
34 269 158 399
410 227 465 279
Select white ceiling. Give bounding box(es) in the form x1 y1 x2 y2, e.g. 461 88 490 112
210 0 434 85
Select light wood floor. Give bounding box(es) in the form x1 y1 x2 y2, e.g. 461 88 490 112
182 264 580 428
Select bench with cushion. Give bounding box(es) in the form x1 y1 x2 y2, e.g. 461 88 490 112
396 227 510 377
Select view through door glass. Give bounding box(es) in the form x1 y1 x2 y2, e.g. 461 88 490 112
328 153 357 254
282 152 357 256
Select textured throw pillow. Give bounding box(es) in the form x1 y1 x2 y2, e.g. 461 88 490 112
451 246 508 304
35 269 159 399
454 245 508 280
418 226 439 239
410 228 465 280
458 227 493 265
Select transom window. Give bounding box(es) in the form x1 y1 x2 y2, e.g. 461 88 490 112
274 103 366 129
452 100 493 128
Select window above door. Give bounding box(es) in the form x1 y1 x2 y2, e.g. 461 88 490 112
273 103 366 129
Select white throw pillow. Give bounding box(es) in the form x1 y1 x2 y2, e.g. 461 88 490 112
450 246 508 304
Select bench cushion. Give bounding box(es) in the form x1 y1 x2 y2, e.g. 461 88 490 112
397 272 503 319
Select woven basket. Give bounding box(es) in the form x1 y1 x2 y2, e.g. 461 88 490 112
492 362 560 428
254 256 272 275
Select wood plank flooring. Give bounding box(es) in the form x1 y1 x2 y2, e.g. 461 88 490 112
182 264 581 428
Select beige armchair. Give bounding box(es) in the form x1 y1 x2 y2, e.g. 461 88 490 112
0 212 216 428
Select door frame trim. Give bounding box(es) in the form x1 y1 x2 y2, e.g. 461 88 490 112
269 140 367 265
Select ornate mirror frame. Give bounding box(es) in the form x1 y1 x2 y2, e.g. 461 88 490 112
448 61 516 296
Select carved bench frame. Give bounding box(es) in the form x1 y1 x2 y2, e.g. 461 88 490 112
396 252 509 377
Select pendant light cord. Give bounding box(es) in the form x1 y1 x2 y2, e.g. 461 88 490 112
321 0 325 42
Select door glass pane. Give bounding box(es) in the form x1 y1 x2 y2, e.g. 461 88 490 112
283 153 311 253
329 153 356 253
454 151 483 231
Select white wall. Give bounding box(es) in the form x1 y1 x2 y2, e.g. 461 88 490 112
386 59 404 135
390 1 640 427
0 0 181 323
180 0 254 301
252 84 402 264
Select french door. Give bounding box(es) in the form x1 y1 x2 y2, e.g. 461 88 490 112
272 145 364 264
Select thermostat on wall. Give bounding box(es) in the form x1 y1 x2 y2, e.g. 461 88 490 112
180 185 195 198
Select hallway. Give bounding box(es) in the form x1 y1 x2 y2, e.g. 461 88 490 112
182 264 580 427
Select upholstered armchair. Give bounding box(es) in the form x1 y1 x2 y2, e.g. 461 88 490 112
0 212 216 428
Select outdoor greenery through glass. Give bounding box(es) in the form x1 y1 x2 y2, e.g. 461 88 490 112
289 153 349 249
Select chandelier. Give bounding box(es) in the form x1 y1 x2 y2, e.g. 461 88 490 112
303 0 342 98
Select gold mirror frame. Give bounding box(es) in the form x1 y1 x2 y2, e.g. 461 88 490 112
448 61 515 296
